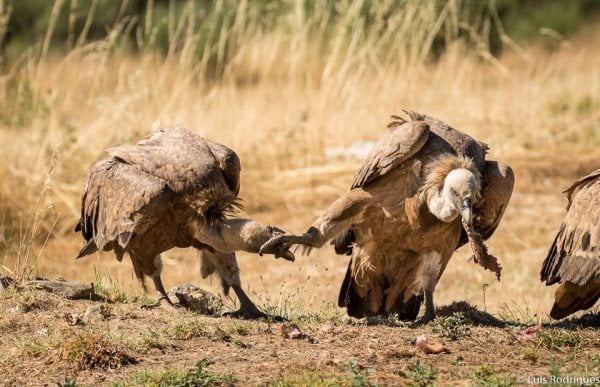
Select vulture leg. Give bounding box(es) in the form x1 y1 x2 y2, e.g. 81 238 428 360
131 253 178 311
260 189 371 256
198 249 267 319
418 290 436 324
226 284 267 319
195 218 295 261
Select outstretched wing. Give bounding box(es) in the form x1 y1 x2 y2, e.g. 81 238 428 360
541 170 600 286
76 159 174 258
456 160 515 248
351 120 430 189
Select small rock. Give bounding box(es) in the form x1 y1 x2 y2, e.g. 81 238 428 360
0 276 14 290
206 325 231 342
29 280 94 300
82 305 106 324
168 284 223 315
279 323 303 339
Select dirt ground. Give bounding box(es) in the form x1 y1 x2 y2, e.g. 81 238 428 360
0 286 598 386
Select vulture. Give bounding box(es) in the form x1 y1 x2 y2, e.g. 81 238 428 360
540 169 600 319
261 111 514 322
75 127 294 318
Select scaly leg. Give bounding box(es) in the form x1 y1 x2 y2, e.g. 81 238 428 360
260 189 372 256
416 289 436 324
198 249 267 319
194 218 295 261
138 255 179 312
223 284 268 319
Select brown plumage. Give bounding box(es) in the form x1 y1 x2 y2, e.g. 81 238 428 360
540 169 600 319
260 111 514 322
75 127 294 318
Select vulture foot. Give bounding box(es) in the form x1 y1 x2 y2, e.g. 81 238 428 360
223 306 267 320
259 233 308 259
141 296 181 313
415 312 436 326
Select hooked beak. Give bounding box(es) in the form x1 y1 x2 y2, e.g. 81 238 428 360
460 198 473 225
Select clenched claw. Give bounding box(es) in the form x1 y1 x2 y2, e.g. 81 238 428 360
259 226 295 261
259 234 303 260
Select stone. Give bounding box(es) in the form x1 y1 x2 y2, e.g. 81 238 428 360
168 284 223 315
29 279 94 300
0 276 13 290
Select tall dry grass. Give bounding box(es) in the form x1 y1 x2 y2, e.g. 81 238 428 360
0 0 598 315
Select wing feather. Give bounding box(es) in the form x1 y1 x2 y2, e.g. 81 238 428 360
76 159 173 257
351 121 430 189
541 170 600 286
456 161 514 248
107 127 238 195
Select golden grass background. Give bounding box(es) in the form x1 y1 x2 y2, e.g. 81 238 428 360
0 1 599 319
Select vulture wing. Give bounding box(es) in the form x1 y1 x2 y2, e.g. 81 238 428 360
107 127 240 195
456 160 515 248
351 120 430 189
76 159 174 259
540 169 600 318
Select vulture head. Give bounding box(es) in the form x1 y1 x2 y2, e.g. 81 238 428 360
422 155 481 225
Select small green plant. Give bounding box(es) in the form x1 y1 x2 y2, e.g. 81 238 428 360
547 358 573 387
397 361 437 387
115 359 235 386
347 359 377 387
536 329 582 351
93 269 133 303
432 312 471 340
222 321 253 336
92 270 154 304
18 336 55 358
129 328 169 352
269 372 341 387
14 290 55 313
521 347 539 364
164 319 207 340
57 378 77 387
469 364 514 386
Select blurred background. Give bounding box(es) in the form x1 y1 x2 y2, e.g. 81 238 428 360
0 0 598 319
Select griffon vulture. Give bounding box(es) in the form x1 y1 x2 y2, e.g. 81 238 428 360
260 112 513 322
540 169 600 319
75 127 294 318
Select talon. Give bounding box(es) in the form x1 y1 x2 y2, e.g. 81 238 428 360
276 249 295 262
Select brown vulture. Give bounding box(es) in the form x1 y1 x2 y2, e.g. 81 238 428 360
260 111 514 322
540 169 600 319
75 127 294 318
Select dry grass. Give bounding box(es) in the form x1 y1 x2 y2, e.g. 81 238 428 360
0 1 598 321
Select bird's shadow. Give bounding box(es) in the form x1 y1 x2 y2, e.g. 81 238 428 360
436 301 599 330
549 312 599 329
350 301 599 330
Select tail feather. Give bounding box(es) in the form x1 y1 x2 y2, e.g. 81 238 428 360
76 239 98 259
338 260 423 320
550 282 600 319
